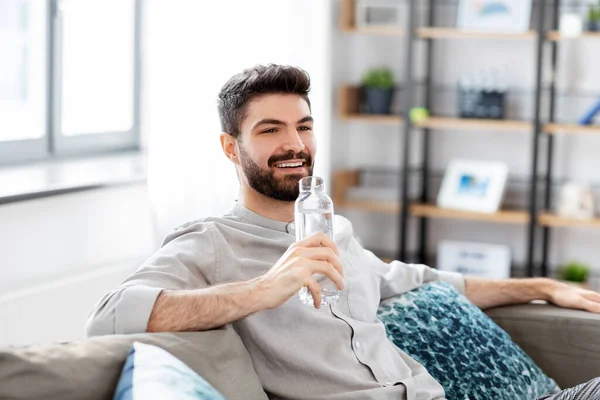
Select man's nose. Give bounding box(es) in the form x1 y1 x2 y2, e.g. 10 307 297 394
282 129 305 153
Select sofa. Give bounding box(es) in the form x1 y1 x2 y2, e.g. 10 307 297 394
1 303 599 400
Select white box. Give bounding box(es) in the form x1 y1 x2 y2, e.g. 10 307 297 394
437 240 511 279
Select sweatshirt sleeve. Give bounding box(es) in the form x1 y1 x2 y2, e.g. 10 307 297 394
377 259 466 300
357 242 465 299
338 215 466 301
85 221 216 336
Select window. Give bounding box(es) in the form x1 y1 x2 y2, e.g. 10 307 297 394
0 0 141 166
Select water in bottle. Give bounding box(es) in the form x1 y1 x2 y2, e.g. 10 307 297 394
295 176 340 307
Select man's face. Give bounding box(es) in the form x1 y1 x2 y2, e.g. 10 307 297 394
236 94 315 202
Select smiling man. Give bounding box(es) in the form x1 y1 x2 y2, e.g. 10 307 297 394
87 64 600 400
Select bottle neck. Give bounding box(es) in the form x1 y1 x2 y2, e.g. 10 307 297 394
299 177 325 195
300 185 324 195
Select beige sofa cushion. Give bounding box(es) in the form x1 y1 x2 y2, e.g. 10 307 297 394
486 303 600 389
0 327 268 400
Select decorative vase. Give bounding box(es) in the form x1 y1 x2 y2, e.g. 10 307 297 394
363 87 394 115
557 182 595 220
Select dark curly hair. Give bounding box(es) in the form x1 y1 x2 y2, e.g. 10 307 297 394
217 64 311 139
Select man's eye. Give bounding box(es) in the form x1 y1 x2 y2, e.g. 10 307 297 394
298 126 312 131
262 128 278 134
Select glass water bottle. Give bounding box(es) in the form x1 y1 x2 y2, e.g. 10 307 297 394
295 176 340 307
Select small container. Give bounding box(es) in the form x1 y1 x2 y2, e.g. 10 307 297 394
458 71 506 120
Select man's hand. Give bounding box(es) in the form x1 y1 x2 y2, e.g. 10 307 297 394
465 277 600 313
546 280 600 313
257 232 344 309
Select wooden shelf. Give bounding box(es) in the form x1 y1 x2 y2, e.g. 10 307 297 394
333 170 359 208
340 113 403 124
539 213 600 228
333 170 400 214
339 199 400 213
338 85 361 119
543 123 600 135
340 0 404 36
338 84 403 124
409 203 529 224
333 171 528 224
344 26 405 36
334 171 600 228
417 27 536 40
413 117 532 132
547 31 600 41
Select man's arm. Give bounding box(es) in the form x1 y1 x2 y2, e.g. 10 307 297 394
465 277 600 313
148 232 344 332
86 224 216 336
88 231 344 335
147 279 266 332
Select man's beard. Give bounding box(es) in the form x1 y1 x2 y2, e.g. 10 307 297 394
238 145 314 202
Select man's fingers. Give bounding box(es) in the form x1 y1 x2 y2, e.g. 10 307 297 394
299 247 344 277
306 279 322 309
581 298 600 313
297 232 339 255
305 259 344 291
582 291 600 304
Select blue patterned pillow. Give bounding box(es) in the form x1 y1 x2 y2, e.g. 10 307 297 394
377 282 560 400
113 342 226 400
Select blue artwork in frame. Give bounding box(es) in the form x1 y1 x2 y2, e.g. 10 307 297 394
457 0 533 33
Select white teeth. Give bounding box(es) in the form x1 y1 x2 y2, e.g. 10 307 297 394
276 162 303 168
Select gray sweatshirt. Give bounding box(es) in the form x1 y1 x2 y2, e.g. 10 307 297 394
87 203 465 400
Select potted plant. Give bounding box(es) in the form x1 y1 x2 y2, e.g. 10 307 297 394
361 67 395 115
587 4 600 32
558 261 591 289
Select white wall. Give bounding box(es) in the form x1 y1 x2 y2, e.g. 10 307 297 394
0 184 155 347
0 259 141 347
145 0 333 238
0 0 336 348
330 1 600 274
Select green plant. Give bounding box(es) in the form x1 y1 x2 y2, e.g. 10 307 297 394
588 5 600 22
559 261 591 283
361 68 394 90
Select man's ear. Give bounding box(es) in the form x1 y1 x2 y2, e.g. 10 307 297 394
220 133 240 165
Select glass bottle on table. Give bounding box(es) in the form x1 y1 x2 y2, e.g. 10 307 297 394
294 176 340 307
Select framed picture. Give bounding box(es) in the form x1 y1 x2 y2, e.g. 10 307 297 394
457 0 533 34
355 0 404 28
437 159 508 213
437 240 511 279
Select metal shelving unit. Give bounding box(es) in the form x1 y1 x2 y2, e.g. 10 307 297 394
399 0 548 271
538 0 600 276
336 0 600 276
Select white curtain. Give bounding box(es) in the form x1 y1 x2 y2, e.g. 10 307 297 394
144 0 332 243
